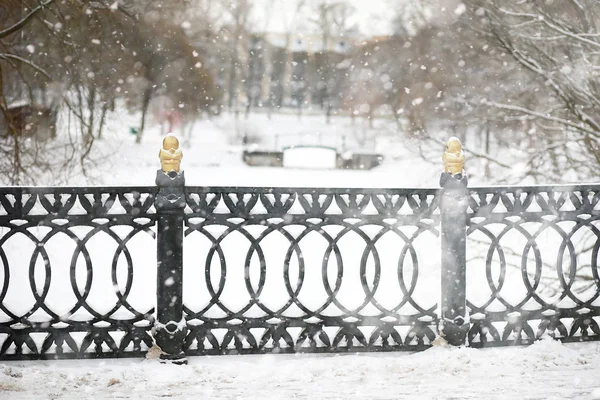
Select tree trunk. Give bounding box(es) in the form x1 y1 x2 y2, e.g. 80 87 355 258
137 87 153 144
484 124 491 178
228 37 239 111
97 101 109 140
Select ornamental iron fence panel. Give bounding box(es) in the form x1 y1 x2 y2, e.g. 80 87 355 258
0 139 598 362
465 186 600 347
182 187 441 357
0 187 157 360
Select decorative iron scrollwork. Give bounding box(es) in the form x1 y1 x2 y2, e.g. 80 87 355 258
466 185 600 347
181 187 441 354
0 187 157 360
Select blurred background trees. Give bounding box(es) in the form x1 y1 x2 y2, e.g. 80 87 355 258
1 0 599 184
1 0 216 183
464 0 600 180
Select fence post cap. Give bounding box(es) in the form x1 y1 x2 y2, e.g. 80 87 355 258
159 135 183 173
442 137 465 175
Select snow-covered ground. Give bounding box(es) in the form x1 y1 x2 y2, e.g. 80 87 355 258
1 340 599 399
53 111 445 188
32 107 588 187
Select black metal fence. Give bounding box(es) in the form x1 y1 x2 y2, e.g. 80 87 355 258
0 180 598 361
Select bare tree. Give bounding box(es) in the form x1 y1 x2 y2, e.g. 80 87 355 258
462 0 600 180
220 0 254 112
310 0 356 123
271 0 307 117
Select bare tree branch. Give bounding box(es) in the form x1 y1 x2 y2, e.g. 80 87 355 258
0 54 51 79
0 0 55 39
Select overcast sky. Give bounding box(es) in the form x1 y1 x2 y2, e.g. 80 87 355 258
251 0 395 36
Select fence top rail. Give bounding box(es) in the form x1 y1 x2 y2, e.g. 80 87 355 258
467 183 600 192
0 186 158 193
0 183 597 193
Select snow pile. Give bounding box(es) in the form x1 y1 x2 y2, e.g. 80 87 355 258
1 340 599 399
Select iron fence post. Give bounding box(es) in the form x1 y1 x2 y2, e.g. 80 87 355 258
438 137 470 346
153 136 187 364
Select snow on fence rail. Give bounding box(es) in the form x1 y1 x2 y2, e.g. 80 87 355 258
0 183 598 362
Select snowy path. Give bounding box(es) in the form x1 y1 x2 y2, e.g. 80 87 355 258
1 340 599 399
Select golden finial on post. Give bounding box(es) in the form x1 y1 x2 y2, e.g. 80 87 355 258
159 135 183 173
442 137 465 175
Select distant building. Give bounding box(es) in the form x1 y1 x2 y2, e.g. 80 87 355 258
253 31 360 109
191 25 363 111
